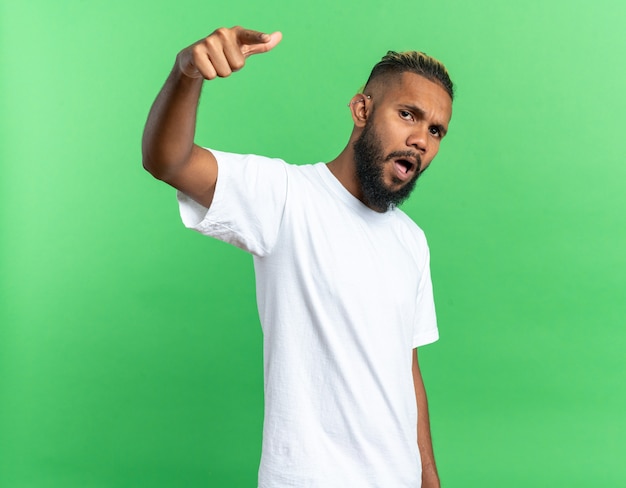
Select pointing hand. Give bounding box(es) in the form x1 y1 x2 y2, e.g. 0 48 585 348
178 26 282 80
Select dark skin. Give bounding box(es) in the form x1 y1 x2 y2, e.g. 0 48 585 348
329 72 451 212
142 26 451 488
142 27 282 208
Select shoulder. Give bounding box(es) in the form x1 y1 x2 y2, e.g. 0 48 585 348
209 149 323 178
209 148 288 167
390 208 431 258
206 149 291 192
393 208 427 240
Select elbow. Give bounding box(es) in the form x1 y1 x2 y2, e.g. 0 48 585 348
141 132 171 181
141 138 160 178
142 154 163 180
142 158 164 181
141 136 190 184
141 146 175 183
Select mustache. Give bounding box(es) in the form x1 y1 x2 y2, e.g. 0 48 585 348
384 151 422 173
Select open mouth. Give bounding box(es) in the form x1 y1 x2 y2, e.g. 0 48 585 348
393 158 416 178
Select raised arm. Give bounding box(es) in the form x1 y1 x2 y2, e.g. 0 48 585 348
141 26 282 208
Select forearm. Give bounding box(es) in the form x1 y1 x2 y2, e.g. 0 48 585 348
140 28 280 207
141 60 203 181
413 350 440 487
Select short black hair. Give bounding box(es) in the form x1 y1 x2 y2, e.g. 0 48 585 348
365 50 454 101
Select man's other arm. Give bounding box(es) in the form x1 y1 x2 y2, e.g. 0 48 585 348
141 27 282 208
413 348 441 488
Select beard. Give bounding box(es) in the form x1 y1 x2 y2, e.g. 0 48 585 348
353 121 423 212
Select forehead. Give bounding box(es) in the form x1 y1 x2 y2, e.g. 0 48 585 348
380 72 452 122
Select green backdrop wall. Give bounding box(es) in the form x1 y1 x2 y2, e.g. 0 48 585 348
1 0 625 486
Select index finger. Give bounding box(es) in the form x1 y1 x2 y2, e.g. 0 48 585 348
232 27 282 57
235 27 271 46
241 31 282 57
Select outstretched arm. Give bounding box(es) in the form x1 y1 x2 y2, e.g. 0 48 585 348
413 348 440 488
141 26 282 208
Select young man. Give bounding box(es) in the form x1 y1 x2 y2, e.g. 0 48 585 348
143 26 453 488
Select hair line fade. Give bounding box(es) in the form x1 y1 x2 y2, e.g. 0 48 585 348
364 50 454 101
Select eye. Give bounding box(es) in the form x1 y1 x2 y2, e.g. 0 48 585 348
429 126 442 138
399 110 414 121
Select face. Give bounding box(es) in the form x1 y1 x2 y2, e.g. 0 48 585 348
353 73 452 212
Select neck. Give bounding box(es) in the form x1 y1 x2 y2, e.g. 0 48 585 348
327 136 363 203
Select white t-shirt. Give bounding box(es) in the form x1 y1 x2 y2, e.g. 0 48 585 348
178 150 438 488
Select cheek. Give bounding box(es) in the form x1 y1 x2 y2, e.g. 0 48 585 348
375 116 404 146
374 127 395 150
421 145 440 171
427 141 441 158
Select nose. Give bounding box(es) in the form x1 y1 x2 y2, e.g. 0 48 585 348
406 124 428 155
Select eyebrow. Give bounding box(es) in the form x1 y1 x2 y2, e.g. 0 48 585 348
401 103 448 137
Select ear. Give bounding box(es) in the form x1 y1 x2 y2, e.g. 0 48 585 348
348 94 372 128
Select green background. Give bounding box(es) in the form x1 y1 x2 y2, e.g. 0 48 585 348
2 0 625 486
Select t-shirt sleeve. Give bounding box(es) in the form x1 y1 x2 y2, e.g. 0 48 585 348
412 244 439 348
177 149 288 257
